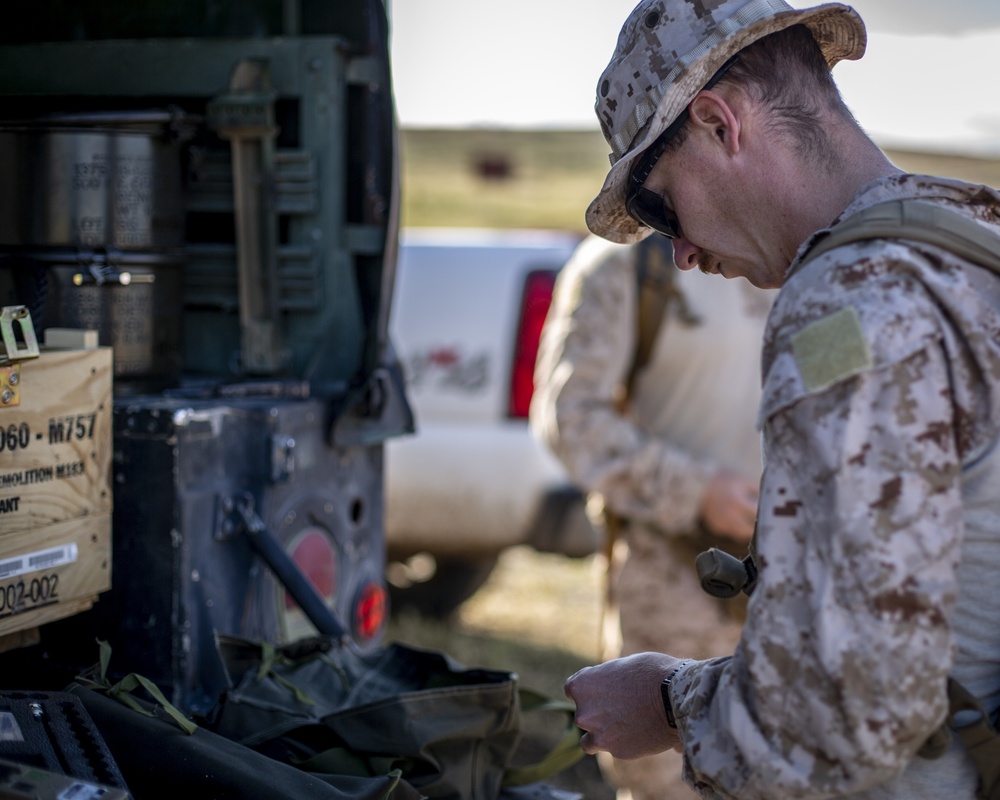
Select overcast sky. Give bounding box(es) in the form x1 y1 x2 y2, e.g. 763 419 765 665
389 0 1000 155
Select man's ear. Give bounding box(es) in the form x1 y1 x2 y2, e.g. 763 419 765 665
688 90 740 156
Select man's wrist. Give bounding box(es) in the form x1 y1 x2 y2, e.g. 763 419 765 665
660 660 691 728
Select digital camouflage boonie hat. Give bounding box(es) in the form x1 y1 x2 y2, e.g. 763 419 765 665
587 0 867 244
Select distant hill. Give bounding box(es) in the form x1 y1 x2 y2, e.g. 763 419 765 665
400 127 1000 232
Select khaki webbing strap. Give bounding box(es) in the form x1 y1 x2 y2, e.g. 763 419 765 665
799 198 1000 798
947 678 1000 800
803 199 1000 277
625 235 701 398
627 237 673 397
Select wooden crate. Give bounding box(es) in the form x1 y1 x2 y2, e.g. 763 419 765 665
0 346 112 636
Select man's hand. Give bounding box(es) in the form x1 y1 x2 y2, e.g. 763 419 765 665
565 652 685 758
700 471 758 543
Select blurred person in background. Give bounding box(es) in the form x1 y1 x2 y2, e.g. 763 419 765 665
531 231 772 799
564 0 1000 798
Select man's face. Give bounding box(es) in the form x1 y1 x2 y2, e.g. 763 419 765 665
638 112 789 289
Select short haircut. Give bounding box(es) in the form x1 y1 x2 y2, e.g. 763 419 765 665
663 25 856 162
725 25 855 159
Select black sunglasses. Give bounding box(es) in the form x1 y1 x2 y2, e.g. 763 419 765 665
625 55 740 239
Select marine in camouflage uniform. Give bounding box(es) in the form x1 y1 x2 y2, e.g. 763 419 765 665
674 174 1000 798
531 233 771 800
563 0 1000 798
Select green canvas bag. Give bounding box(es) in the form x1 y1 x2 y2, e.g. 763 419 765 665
205 634 584 800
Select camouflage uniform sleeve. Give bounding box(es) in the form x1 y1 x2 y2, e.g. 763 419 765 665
671 289 962 798
530 237 714 535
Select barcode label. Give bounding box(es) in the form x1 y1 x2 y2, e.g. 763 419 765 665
0 558 21 579
0 544 77 580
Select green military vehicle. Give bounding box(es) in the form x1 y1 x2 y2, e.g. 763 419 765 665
0 0 411 756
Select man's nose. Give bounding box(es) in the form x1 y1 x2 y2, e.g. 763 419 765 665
671 237 701 270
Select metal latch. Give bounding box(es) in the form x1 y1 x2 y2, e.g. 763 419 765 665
0 306 40 408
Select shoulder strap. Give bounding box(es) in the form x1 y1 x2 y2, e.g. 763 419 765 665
802 199 1000 276
624 236 700 400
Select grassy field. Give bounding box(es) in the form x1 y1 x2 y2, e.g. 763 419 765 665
399 126 1000 233
399 128 608 233
387 547 606 696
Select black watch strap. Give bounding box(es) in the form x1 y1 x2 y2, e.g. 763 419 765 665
660 661 690 729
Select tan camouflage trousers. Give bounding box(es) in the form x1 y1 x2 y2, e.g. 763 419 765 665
600 524 747 800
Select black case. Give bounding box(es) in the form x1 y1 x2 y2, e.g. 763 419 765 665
0 690 129 793
26 393 386 715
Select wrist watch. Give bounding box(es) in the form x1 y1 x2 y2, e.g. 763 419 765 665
660 661 690 728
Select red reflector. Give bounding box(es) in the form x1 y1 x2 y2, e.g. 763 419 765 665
354 581 388 642
509 269 557 419
284 527 338 610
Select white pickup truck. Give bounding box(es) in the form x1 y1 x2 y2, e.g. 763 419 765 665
385 228 600 617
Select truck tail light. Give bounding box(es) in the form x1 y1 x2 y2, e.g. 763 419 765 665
508 269 557 419
281 526 386 646
353 580 388 643
284 527 338 610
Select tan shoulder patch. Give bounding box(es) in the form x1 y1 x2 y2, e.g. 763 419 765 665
791 307 873 392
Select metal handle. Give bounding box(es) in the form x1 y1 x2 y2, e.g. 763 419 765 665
225 492 349 641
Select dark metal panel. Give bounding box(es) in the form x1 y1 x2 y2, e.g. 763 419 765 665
27 395 385 715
